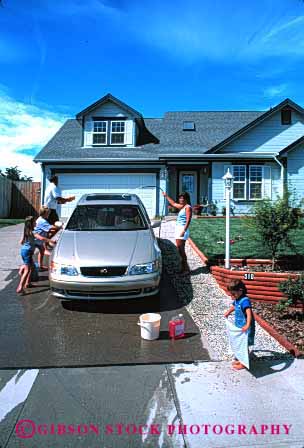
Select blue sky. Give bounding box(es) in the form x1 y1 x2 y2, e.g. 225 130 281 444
1 0 304 178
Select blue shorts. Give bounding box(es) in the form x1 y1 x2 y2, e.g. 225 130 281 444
21 247 34 266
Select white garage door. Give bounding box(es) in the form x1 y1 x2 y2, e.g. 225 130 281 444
58 173 157 218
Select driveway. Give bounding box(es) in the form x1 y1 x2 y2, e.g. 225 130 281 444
1 224 304 448
0 224 209 368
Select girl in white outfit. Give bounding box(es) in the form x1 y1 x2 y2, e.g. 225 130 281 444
162 191 192 273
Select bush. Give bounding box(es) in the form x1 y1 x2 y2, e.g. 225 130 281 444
249 193 302 270
209 201 217 216
193 205 202 215
168 206 178 213
278 275 304 317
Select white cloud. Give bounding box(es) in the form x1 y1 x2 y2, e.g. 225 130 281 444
0 90 66 180
263 84 288 99
103 1 304 63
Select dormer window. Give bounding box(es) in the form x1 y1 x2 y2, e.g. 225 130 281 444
93 120 107 145
92 118 127 145
111 121 125 144
281 109 291 125
183 121 195 131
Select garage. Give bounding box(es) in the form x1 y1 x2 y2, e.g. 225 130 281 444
58 173 157 218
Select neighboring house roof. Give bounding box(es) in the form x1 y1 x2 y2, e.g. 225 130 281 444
34 98 304 163
206 98 304 154
76 93 143 119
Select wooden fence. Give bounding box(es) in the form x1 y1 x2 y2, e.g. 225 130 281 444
9 182 41 218
0 177 12 218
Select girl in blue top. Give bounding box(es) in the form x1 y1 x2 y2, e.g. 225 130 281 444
162 191 192 273
224 279 255 370
34 206 58 270
17 216 55 294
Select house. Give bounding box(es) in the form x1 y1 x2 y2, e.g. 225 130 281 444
34 94 304 218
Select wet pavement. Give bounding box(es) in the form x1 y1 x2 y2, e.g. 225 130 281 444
0 225 209 369
1 225 304 448
1 361 304 448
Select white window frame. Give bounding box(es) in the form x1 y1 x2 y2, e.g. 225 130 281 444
249 165 264 200
232 165 246 200
92 120 108 146
110 121 125 145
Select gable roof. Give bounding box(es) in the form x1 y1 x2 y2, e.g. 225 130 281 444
34 111 265 162
206 98 304 154
158 111 263 152
279 135 304 156
34 97 304 163
76 93 143 119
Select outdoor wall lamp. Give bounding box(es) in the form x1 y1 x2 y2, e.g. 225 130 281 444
222 168 234 269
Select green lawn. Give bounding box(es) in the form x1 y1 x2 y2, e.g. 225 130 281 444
190 217 304 262
0 219 24 229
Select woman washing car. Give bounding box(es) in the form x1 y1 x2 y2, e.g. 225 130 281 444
162 191 192 273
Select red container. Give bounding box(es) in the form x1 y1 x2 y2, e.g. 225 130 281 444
169 314 185 339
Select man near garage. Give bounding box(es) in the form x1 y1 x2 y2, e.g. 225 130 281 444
44 175 75 224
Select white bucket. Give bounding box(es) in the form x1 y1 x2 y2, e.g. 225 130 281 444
137 313 161 340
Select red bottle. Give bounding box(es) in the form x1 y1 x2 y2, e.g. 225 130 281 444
169 314 185 339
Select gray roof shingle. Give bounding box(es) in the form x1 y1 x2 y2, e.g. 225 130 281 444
34 111 264 162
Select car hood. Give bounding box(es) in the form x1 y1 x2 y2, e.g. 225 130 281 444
53 230 154 266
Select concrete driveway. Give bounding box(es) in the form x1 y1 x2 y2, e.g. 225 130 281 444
1 223 303 448
0 224 209 368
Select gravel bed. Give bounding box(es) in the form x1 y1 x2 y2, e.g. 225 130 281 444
157 220 290 361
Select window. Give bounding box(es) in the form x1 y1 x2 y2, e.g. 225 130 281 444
111 121 125 144
66 205 147 231
183 121 195 131
281 109 291 125
232 165 246 200
90 119 127 145
249 166 263 199
93 121 107 145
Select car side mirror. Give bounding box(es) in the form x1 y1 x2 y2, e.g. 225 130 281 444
151 220 161 228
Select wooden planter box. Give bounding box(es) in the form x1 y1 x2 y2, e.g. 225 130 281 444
211 265 299 303
188 238 300 304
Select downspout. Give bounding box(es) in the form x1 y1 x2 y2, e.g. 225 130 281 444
273 155 284 198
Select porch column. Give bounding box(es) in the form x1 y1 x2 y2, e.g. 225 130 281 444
159 166 169 217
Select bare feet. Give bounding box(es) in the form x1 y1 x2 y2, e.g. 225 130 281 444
232 362 246 370
39 266 48 271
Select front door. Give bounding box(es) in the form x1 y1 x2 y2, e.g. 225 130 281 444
179 171 197 205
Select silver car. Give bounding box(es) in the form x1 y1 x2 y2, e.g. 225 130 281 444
49 194 162 300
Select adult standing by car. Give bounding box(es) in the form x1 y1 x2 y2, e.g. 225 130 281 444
44 175 75 224
162 191 192 273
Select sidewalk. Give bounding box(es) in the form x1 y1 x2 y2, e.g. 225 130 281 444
1 361 304 447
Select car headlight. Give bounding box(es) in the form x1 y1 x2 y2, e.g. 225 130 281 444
128 261 159 275
50 261 78 276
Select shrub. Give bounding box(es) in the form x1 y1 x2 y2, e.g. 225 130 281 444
249 193 302 270
209 201 217 216
193 205 202 215
278 275 304 317
168 206 178 213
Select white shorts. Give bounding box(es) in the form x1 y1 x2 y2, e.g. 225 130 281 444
175 225 189 240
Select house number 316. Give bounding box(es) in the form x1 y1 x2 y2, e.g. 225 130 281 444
244 273 254 280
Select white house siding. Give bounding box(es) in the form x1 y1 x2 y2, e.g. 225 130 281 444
218 111 304 154
211 162 281 214
83 101 135 147
287 143 304 202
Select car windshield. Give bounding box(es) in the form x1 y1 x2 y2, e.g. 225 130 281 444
66 205 148 231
